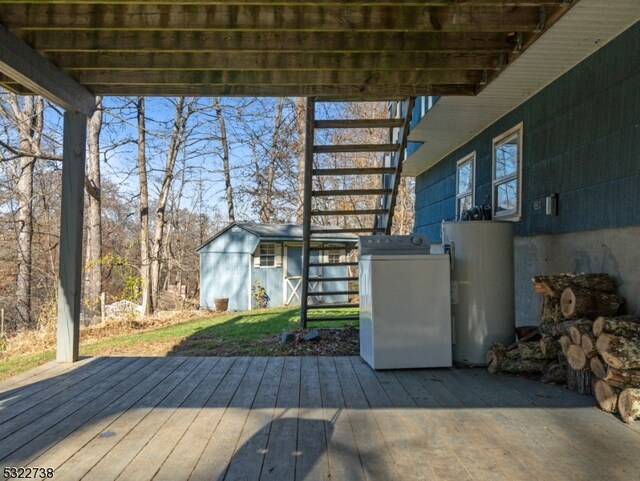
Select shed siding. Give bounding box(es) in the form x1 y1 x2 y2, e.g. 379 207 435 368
199 252 250 311
413 22 640 325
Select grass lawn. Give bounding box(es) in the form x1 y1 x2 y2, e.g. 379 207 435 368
0 306 358 382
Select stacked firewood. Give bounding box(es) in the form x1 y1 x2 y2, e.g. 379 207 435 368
486 273 626 394
591 316 640 423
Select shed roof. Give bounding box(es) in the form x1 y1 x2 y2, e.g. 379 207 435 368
196 222 357 252
0 1 578 102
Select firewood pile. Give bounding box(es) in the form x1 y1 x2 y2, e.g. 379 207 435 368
487 273 640 423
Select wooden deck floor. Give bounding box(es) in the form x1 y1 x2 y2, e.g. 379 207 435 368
1 356 639 481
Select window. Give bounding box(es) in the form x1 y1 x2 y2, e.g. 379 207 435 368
326 249 343 264
259 243 276 267
492 123 523 220
456 152 475 220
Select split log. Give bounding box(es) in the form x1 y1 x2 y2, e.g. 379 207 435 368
596 334 640 370
541 361 567 384
590 356 607 380
486 344 508 374
569 320 594 344
618 388 640 423
560 286 623 319
497 358 550 375
518 341 555 360
532 273 614 296
541 296 562 323
602 367 640 389
539 319 592 338
580 334 598 358
594 380 619 413
558 335 572 357
566 368 593 396
593 316 640 337
566 344 588 371
507 328 540 350
539 337 561 358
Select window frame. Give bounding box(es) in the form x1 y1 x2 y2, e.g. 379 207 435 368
258 242 276 268
455 152 476 220
492 122 523 221
326 248 344 264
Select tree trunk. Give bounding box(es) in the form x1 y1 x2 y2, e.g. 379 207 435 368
294 97 306 224
259 97 284 223
618 388 640 423
532 273 614 296
137 97 152 315
594 380 619 413
84 96 103 323
10 95 43 330
596 334 640 370
592 315 640 337
560 286 623 319
213 97 235 222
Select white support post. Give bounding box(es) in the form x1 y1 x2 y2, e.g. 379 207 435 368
57 111 87 363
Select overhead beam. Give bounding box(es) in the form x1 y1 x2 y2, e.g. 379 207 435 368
32 84 477 98
69 69 484 86
0 4 558 32
0 1 574 5
47 51 504 71
0 24 95 116
23 31 516 53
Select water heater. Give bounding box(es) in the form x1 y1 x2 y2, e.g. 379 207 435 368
441 221 515 365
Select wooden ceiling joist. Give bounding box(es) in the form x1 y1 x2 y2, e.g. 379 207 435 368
0 0 577 100
0 4 552 32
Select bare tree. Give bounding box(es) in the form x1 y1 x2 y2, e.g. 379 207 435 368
149 97 194 307
213 97 235 222
294 97 306 223
136 97 153 314
4 94 44 329
84 96 103 322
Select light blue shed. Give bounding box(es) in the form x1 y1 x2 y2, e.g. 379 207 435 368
196 222 357 311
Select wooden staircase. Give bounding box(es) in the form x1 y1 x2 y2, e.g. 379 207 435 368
300 97 415 327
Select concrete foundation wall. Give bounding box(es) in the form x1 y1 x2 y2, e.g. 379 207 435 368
514 225 640 327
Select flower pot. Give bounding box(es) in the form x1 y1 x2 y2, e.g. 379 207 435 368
214 297 229 312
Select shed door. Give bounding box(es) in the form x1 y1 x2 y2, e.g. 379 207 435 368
284 245 320 305
284 245 303 305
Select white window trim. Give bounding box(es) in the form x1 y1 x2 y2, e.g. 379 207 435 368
456 151 476 220
255 242 280 269
492 122 523 221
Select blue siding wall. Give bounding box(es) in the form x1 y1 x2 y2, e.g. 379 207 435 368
200 252 250 311
414 23 640 242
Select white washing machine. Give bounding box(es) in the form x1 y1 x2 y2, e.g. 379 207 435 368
359 236 452 369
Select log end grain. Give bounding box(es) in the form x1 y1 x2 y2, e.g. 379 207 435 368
618 388 640 423
594 380 619 413
590 356 607 380
566 344 588 371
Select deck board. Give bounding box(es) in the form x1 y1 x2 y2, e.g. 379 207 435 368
1 357 639 481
